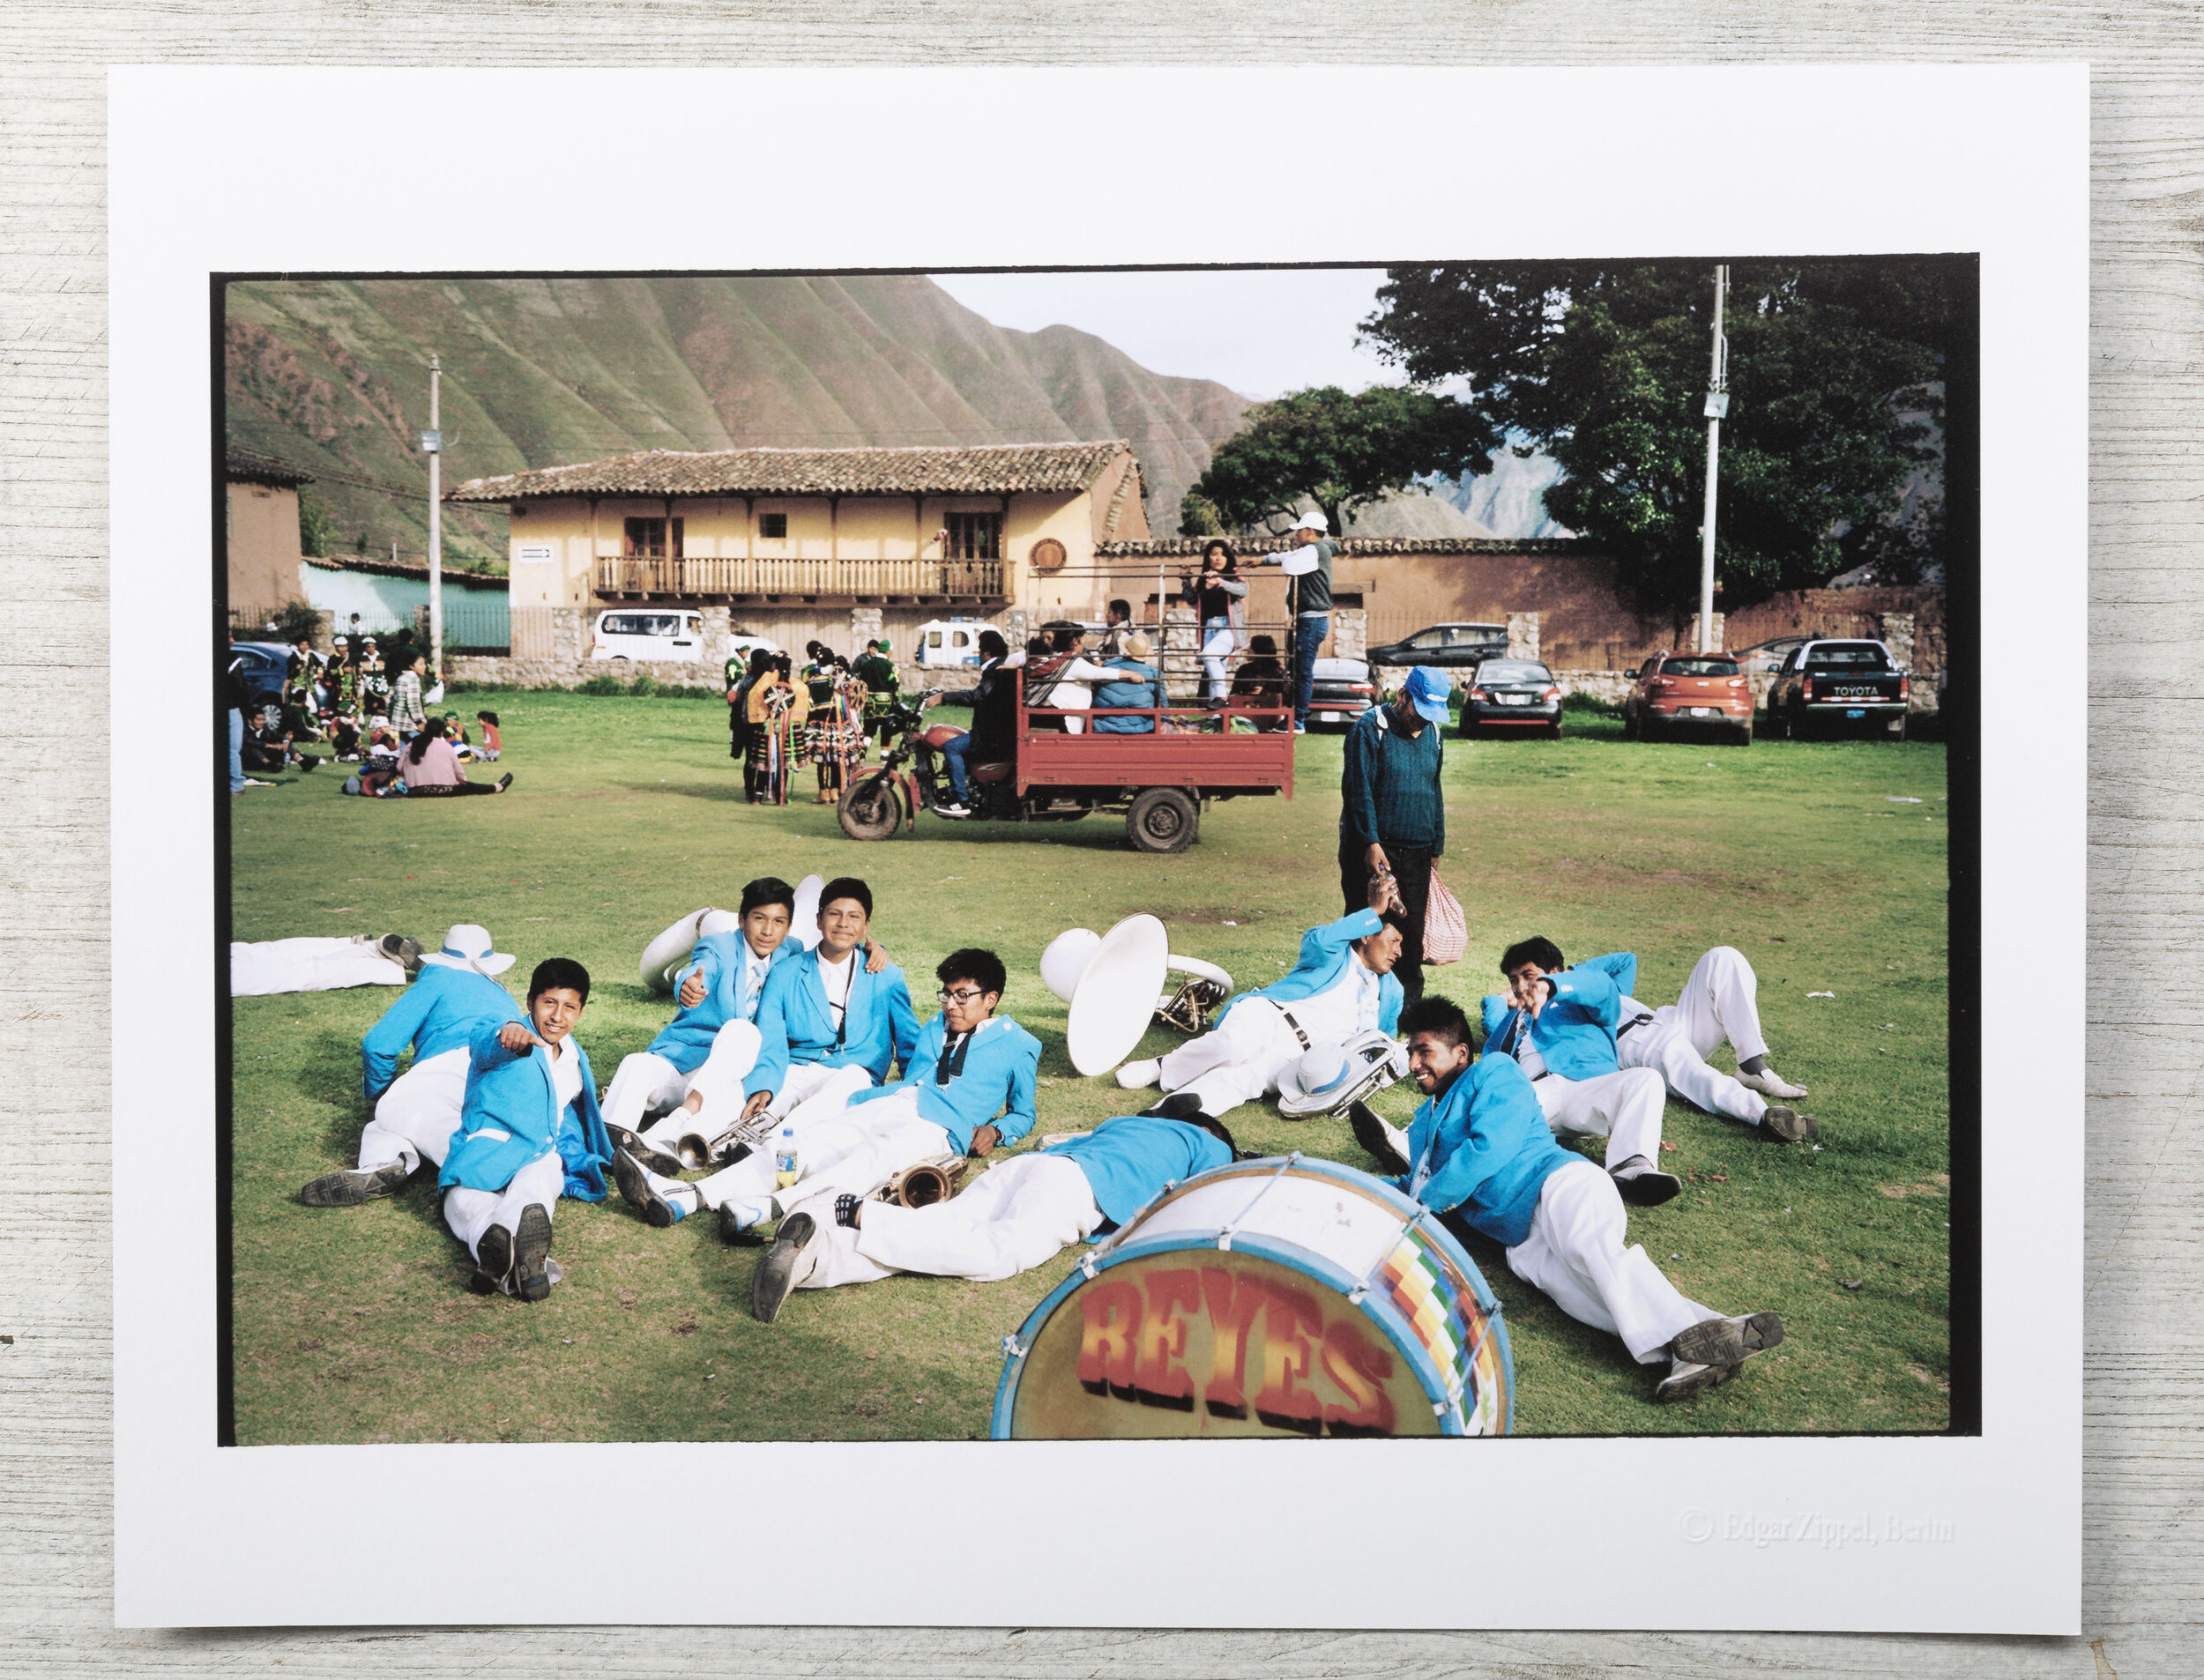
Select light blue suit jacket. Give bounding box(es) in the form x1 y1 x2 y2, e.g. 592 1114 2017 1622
1217 908 1404 1036
1480 963 1625 1081
648 932 802 1073
847 1013 1041 1153
1401 1054 1574 1248
360 964 525 1099
1045 1114 1232 1228
744 947 920 1099
438 1023 612 1201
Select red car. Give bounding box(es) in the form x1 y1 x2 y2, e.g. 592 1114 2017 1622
1622 650 1754 745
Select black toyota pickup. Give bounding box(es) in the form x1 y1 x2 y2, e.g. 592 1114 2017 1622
1766 639 1911 740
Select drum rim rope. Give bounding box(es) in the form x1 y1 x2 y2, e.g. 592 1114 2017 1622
990 1155 1515 1439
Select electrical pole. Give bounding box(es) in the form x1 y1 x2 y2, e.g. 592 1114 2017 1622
423 355 443 679
1698 265 1730 652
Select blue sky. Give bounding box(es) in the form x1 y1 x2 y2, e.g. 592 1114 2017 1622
928 267 1404 401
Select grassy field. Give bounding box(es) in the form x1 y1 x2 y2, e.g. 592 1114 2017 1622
228 693 1951 1443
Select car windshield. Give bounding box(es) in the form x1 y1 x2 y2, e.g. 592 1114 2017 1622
1662 657 1739 677
1804 643 1891 669
1478 662 1551 683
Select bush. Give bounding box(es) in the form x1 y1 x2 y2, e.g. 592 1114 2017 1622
627 673 658 698
574 674 627 696
272 600 324 645
1561 690 1623 717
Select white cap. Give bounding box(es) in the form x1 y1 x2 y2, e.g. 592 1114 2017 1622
1294 510 1329 532
419 924 517 978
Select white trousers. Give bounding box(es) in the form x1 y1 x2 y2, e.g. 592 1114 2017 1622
442 1148 564 1265
692 1083 946 1215
1159 999 1305 1119
801 1153 1103 1290
1201 621 1235 700
1531 1067 1666 1170
1616 947 1771 1123
230 937 406 997
357 1046 471 1173
602 1021 765 1147
1506 1159 1712 1363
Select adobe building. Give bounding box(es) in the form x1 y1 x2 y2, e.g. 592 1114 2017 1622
448 441 1150 658
225 446 313 619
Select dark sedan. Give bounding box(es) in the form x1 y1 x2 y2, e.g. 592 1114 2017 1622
229 641 293 717
1306 657 1378 731
1463 659 1562 738
1366 621 1510 672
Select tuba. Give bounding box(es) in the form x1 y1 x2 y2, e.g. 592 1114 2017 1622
1045 917 1236 1077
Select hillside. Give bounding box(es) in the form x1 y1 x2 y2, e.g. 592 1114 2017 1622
224 274 1271 569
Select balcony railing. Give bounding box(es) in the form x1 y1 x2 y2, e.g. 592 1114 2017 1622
593 555 1005 599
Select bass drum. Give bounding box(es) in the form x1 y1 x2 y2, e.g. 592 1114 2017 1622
992 1154 1512 1439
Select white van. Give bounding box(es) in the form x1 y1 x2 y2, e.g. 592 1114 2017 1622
591 608 704 662
916 618 994 668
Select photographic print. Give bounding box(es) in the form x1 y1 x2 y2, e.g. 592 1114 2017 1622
115 64 2080 1631
221 258 1968 1447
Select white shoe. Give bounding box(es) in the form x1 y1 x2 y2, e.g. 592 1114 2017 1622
1738 1066 1808 1100
1115 1058 1163 1090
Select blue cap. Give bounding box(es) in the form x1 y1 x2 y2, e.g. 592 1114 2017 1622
1402 665 1453 723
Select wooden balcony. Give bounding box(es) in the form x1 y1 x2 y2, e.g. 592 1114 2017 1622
593 554 1005 603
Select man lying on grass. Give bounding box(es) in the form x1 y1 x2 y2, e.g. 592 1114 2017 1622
747 1094 1234 1318
1355 995 1784 1403
437 958 613 1302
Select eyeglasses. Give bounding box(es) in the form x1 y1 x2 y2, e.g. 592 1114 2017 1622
937 987 988 1004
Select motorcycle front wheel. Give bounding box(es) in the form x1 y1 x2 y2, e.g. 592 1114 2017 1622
838 770 904 842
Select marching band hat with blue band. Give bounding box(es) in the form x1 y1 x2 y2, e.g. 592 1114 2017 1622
418 924 517 978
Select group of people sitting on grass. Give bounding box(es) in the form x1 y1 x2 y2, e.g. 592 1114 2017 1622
294 871 1817 1406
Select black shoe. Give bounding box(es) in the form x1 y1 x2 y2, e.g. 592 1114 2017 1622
610 1146 682 1229
375 933 426 973
1671 1312 1785 1369
1610 1156 1684 1207
718 1201 766 1247
1347 1101 1411 1178
495 772 514 792
751 1212 816 1323
300 1162 410 1207
512 1203 553 1302
1760 1105 1820 1142
1654 1357 1739 1403
834 1193 862 1230
471 1223 514 1295
606 1124 685 1179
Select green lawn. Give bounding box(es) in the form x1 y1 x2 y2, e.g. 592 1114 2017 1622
228 695 1951 1442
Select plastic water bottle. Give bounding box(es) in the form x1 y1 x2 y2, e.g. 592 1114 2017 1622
774 1126 800 1192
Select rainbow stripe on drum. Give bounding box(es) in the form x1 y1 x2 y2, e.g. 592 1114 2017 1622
1379 1230 1493 1425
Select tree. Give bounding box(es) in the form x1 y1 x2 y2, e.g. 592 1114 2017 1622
1358 259 1966 608
1177 490 1225 538
1191 384 1501 536
297 490 337 559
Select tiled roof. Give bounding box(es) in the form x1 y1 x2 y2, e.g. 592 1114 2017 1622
449 442 1136 502
305 553 505 586
1098 536 1597 558
227 445 315 487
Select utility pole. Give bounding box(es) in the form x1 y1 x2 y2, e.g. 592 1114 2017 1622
1698 264 1730 652
423 355 444 679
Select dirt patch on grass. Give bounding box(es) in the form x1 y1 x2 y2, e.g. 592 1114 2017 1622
1876 1173 1951 1199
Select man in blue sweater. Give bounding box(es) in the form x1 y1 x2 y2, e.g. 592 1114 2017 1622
1381 995 1785 1403
1115 879 1405 1123
770 1094 1235 1301
438 958 613 1302
299 925 525 1207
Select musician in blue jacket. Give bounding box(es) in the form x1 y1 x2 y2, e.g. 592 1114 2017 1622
1388 994 1784 1404
1593 946 1818 1142
602 877 896 1170
300 925 525 1208
437 958 613 1302
1479 936 1679 1206
1116 878 1405 1123
761 1094 1235 1302
730 876 920 1128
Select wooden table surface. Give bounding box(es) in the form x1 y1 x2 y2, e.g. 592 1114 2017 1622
0 8 2185 1675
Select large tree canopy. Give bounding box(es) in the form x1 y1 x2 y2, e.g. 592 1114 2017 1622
1358 259 1968 607
1188 383 1500 537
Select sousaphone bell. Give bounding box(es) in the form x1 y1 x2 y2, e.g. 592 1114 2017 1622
1047 917 1235 1077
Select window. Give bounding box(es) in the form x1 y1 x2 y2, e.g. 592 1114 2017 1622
945 512 1002 561
623 517 682 558
1662 657 1740 677
1447 625 1505 646
927 631 943 649
758 512 788 540
1407 628 1445 649
1804 643 1890 669
602 613 644 636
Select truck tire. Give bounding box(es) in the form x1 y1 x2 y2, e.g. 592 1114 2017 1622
1127 787 1199 854
838 771 904 842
